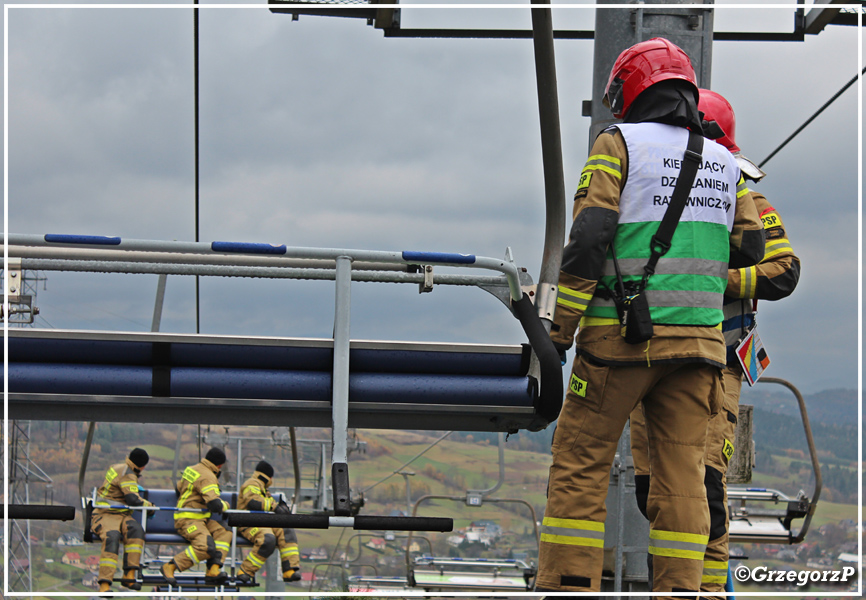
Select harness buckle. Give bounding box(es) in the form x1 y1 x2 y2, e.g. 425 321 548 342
684 148 702 163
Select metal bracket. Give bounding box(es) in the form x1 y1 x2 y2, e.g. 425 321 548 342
6 257 22 302
535 283 557 323
478 268 535 314
477 248 535 313
419 265 434 293
3 258 38 324
465 492 483 507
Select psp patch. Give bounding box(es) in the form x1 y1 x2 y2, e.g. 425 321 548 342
760 210 780 229
569 373 588 397
575 171 592 199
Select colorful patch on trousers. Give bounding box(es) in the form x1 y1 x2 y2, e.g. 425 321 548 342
722 439 734 461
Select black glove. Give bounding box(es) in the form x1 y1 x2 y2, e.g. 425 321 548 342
274 501 291 515
552 341 571 366
207 498 227 514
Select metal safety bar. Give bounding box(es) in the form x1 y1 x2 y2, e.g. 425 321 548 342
4 234 525 301
728 488 792 503
227 512 453 532
403 493 538 582
87 501 270 516
414 556 532 569
9 244 410 271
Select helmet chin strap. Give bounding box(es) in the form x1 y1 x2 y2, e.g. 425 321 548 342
701 119 725 139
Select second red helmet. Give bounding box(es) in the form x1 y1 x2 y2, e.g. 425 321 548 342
604 37 698 119
698 89 740 153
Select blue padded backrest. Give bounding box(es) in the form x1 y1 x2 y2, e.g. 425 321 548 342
141 488 237 535
9 336 527 376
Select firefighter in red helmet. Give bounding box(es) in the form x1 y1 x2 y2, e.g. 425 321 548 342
631 88 800 597
535 38 765 593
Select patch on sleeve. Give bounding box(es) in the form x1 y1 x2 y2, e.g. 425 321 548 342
760 210 781 229
765 226 786 240
575 171 592 199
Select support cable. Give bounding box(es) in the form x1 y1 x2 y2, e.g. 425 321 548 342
760 65 866 167
359 431 452 494
194 1 201 335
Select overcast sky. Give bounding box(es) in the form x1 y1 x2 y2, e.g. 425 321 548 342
4 2 862 397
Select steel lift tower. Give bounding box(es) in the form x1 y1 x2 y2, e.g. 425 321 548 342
3 269 50 593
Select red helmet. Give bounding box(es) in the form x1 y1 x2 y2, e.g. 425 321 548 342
698 89 740 153
604 37 698 119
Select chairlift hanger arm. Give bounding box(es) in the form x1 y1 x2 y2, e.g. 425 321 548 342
404 493 539 580
756 377 822 543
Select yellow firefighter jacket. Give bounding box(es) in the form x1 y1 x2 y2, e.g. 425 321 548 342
238 471 277 513
722 191 800 363
94 458 149 516
175 458 229 520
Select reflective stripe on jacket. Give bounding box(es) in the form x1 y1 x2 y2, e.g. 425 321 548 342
175 459 223 520
722 192 800 363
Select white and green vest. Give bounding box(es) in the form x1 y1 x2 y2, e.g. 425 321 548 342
586 122 744 327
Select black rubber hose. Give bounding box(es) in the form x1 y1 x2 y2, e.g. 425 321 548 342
226 513 453 532
511 293 563 424
353 516 453 532
227 513 330 529
5 504 76 521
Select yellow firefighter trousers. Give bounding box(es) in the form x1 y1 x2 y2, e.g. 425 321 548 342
173 518 233 571
700 366 742 594
238 526 301 576
91 512 145 584
631 365 739 595
537 356 722 593
276 527 301 573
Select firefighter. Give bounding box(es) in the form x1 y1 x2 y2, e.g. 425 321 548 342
91 447 153 593
535 38 765 593
161 447 233 586
235 460 302 584
630 88 800 596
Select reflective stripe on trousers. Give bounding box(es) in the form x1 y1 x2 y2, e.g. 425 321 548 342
540 517 605 548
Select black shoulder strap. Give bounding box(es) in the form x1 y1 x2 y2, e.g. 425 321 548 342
643 130 704 280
